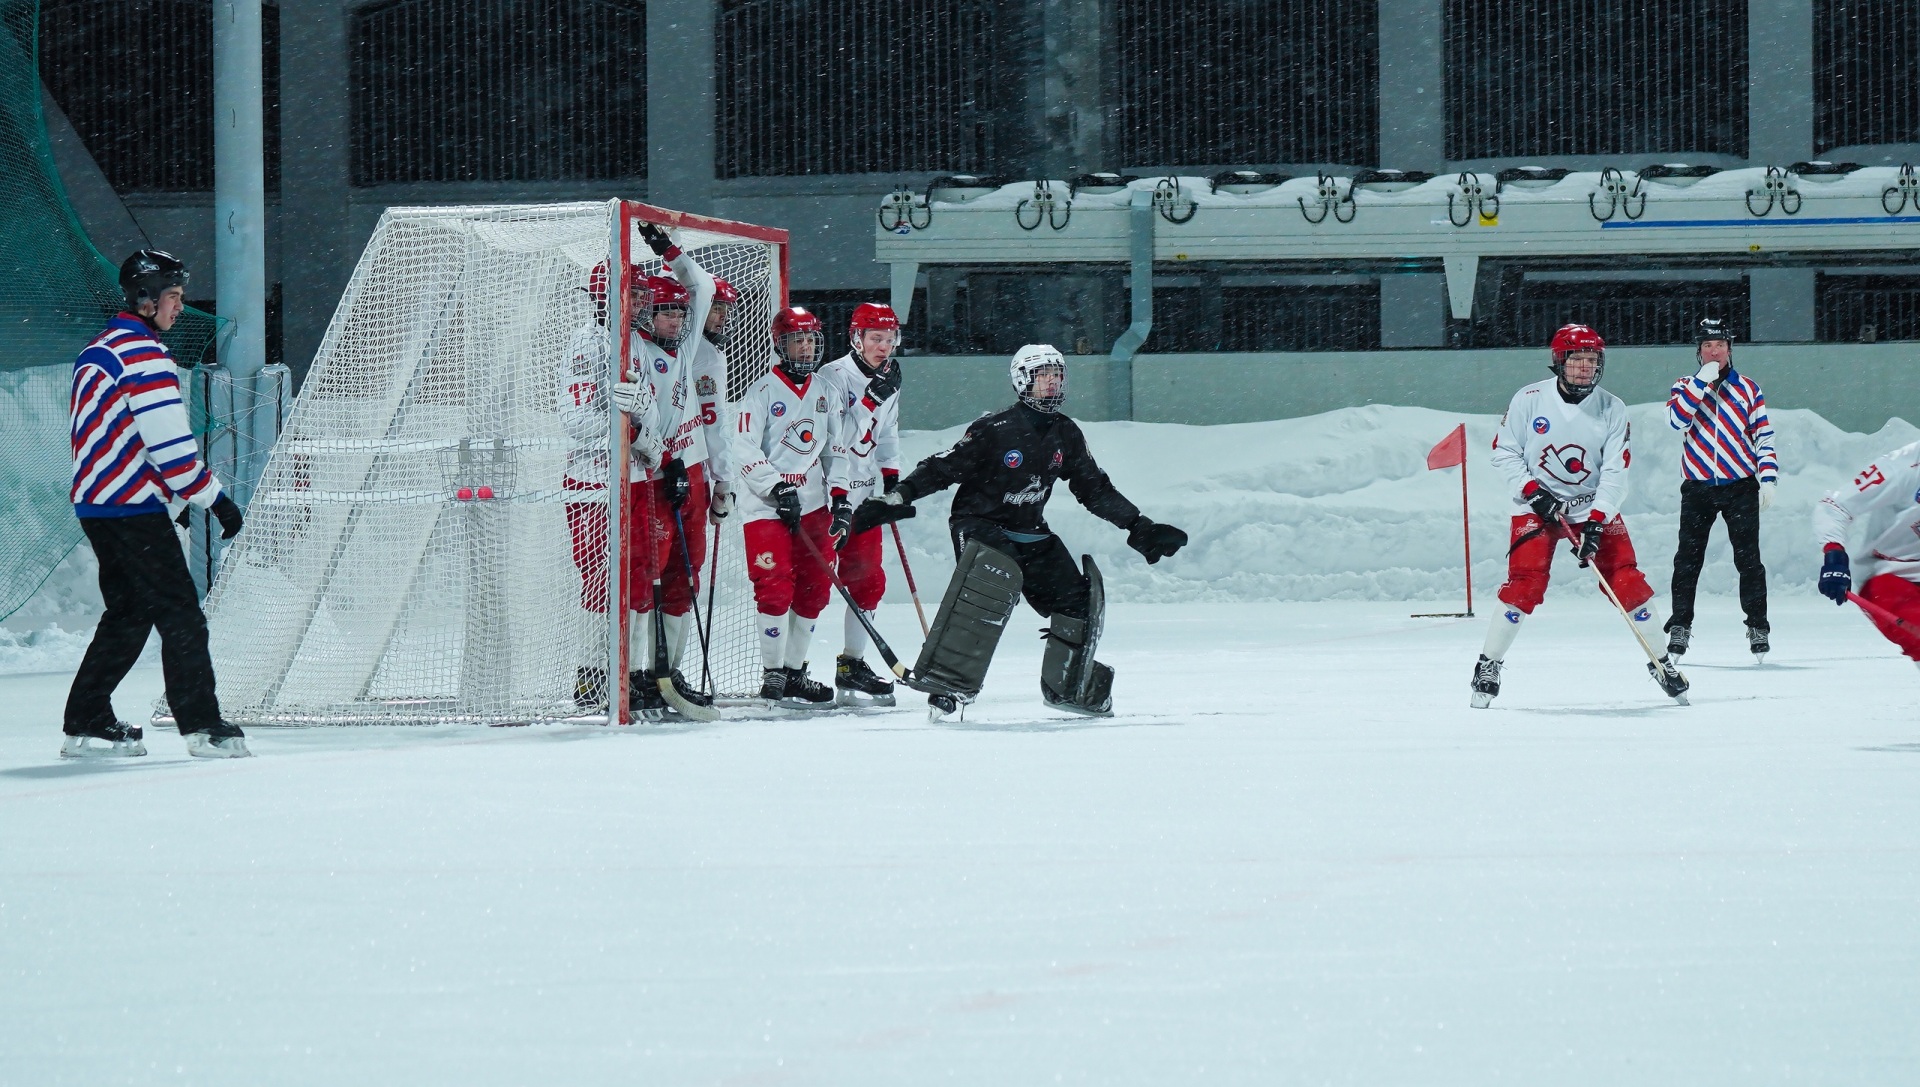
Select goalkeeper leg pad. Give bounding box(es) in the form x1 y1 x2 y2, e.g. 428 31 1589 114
909 541 1024 700
1040 556 1113 717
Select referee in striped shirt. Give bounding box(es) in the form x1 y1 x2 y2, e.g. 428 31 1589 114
1664 317 1777 660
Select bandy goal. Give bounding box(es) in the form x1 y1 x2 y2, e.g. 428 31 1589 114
188 200 789 726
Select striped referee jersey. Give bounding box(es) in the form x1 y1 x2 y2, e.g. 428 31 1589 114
1665 366 1778 483
69 314 223 517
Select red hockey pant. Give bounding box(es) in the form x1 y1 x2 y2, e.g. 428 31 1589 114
1859 573 1920 661
659 463 710 615
1498 513 1654 615
566 478 679 614
744 508 834 619
835 525 886 611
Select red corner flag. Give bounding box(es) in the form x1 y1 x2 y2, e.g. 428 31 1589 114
1426 423 1467 470
1415 424 1473 617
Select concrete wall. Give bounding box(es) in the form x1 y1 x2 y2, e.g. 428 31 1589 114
900 345 1917 435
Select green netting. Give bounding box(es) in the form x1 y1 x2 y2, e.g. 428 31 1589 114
0 0 220 620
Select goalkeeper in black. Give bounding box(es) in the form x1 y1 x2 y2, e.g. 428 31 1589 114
847 344 1187 716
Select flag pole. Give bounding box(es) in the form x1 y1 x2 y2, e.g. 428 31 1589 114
1414 422 1474 618
1461 447 1473 616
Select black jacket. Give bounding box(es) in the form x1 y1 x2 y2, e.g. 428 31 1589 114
897 403 1140 535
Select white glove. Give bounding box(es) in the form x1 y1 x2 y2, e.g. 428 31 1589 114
1695 362 1722 383
1758 480 1776 512
708 481 734 524
630 428 663 471
611 379 652 416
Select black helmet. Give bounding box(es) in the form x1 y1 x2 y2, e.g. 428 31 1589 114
119 249 188 312
1694 316 1734 346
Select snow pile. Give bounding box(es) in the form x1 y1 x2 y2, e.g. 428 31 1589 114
895 403 1918 604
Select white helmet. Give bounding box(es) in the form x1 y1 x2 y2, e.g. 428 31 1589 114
1009 343 1067 412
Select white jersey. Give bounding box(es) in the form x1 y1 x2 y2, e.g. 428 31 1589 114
1814 440 1920 584
675 332 732 482
729 367 846 524
557 322 661 490
1491 378 1632 520
633 248 714 482
815 352 901 504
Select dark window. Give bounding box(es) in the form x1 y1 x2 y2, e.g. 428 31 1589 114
1815 1 1920 151
1493 277 1749 347
788 288 927 355
1114 0 1377 168
1817 274 1920 342
717 0 1004 178
39 0 281 194
1445 0 1747 159
1155 283 1381 352
350 0 646 186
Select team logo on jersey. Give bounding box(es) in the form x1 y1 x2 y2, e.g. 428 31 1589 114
1532 416 1551 434
1004 449 1024 468
770 401 787 417
754 551 776 570
816 396 828 412
1050 450 1064 469
1537 444 1592 487
696 375 716 397
653 358 669 374
779 420 817 455
1004 476 1047 505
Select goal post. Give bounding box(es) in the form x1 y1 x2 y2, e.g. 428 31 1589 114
178 199 788 727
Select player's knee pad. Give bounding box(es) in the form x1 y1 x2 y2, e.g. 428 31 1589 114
748 566 795 616
1497 577 1545 614
1606 566 1655 611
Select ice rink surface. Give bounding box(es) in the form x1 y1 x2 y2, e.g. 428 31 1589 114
2 592 1916 1086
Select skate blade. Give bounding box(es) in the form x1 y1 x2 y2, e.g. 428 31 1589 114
1469 692 1494 710
184 735 251 759
59 736 147 759
835 689 896 708
1671 692 1691 706
1753 653 1767 665
1042 696 1113 719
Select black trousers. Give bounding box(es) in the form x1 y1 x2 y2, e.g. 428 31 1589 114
1669 477 1768 631
950 516 1090 620
66 512 224 733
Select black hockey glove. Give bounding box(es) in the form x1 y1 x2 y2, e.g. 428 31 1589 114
660 456 690 508
829 495 855 546
849 492 915 536
1573 519 1604 566
1524 484 1565 526
210 494 245 540
1818 547 1852 605
1126 517 1188 565
883 472 900 495
638 221 674 257
864 361 901 404
770 481 802 529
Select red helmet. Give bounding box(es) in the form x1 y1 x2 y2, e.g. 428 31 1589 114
648 275 691 310
849 302 899 335
712 277 740 305
771 306 825 373
1549 323 1606 397
585 261 648 323
1549 323 1605 363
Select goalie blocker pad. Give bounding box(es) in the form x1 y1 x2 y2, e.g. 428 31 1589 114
1040 555 1113 717
907 541 1024 700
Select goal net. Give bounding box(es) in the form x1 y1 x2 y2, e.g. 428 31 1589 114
186 200 787 725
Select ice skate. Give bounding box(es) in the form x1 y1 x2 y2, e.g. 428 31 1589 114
927 693 960 721
183 722 251 759
573 667 607 711
1469 654 1502 709
651 668 714 711
834 655 896 707
780 665 834 710
630 670 668 722
1746 623 1769 663
1665 623 1691 658
59 720 146 759
1648 656 1690 704
757 667 787 705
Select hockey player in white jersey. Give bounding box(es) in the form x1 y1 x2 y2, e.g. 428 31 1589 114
559 258 667 713
816 302 904 705
1812 442 1920 666
730 305 847 708
1470 324 1688 707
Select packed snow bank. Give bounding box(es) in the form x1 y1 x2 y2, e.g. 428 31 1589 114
894 403 1919 604
3 402 1910 673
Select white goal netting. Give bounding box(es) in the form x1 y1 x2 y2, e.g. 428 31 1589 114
186 201 785 725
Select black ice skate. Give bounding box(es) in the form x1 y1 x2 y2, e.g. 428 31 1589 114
651 668 714 710
1469 654 1502 709
927 692 961 722
780 665 835 709
757 667 787 703
574 667 607 710
1648 655 1691 704
182 721 251 759
1666 622 1691 658
59 720 147 759
630 669 668 722
1746 623 1770 663
835 655 896 707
